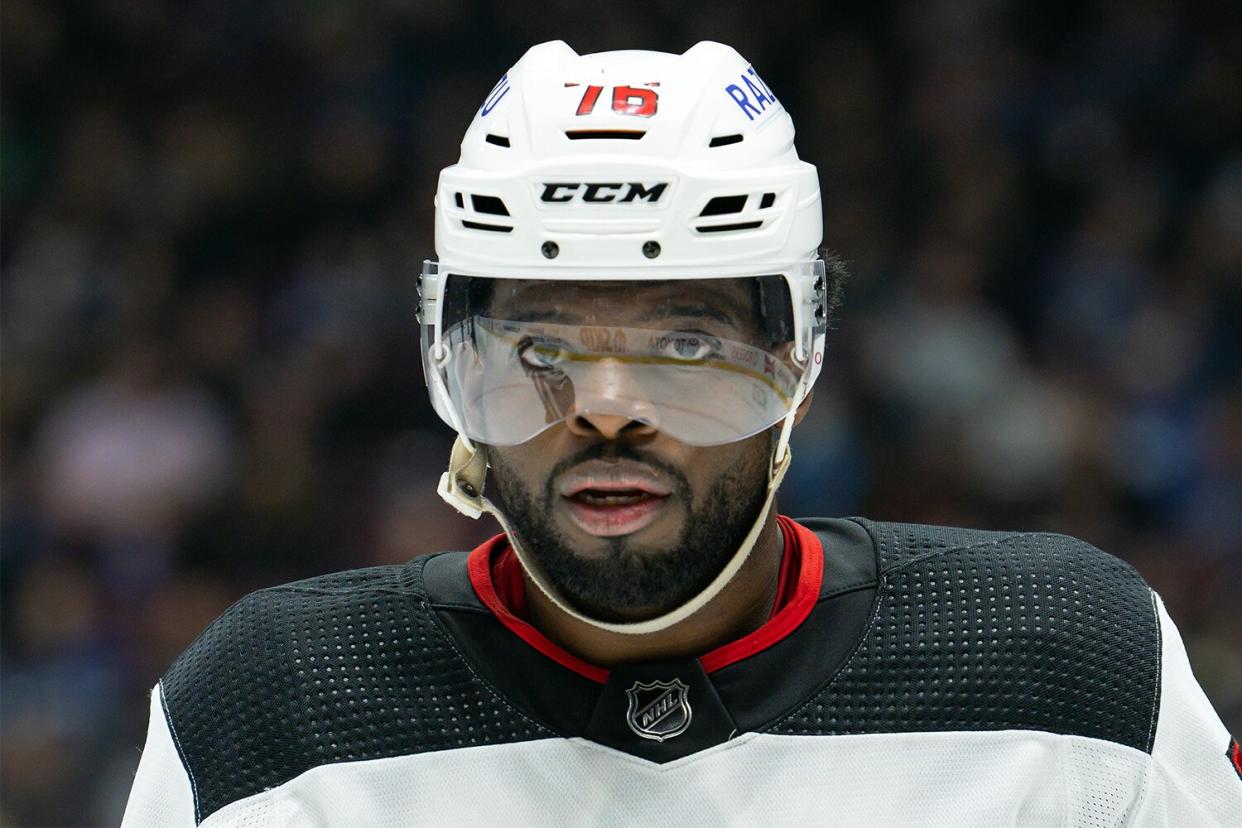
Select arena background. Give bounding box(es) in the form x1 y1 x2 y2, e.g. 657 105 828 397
2 2 1239 824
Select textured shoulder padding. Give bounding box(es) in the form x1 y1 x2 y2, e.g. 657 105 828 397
160 554 552 824
773 520 1161 753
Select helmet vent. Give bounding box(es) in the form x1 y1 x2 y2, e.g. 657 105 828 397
470 194 510 216
485 134 511 147
454 192 464 208
696 221 763 233
699 195 748 217
565 130 645 140
760 192 776 209
462 220 513 233
708 134 743 147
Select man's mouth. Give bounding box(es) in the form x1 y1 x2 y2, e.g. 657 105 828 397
558 462 674 537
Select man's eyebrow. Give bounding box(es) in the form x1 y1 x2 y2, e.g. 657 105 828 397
636 304 738 324
497 308 574 323
493 301 744 325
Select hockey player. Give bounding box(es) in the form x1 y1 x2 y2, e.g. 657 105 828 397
123 42 1241 826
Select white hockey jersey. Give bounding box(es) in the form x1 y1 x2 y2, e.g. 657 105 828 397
123 517 1242 826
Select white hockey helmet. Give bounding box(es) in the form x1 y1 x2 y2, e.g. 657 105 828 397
419 41 827 634
432 40 822 280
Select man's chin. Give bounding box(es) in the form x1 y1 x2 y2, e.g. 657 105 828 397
518 500 734 622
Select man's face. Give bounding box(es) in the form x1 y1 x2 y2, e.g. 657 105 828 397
484 279 778 623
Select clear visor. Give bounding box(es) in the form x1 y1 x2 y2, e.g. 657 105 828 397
422 275 808 447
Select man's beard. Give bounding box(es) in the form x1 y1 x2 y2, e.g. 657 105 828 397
487 438 771 623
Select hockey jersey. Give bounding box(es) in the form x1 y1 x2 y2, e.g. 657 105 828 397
122 517 1242 826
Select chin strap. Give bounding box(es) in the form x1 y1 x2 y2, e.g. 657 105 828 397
437 402 799 636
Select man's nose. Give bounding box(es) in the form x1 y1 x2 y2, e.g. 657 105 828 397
566 409 659 441
563 357 660 441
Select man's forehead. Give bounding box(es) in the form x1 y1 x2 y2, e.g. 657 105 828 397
490 278 755 318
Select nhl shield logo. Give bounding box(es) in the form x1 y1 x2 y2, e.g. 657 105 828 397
625 679 691 742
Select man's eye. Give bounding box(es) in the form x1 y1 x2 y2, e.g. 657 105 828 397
518 338 569 370
657 332 721 362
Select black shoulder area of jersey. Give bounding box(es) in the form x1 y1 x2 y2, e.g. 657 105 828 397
158 554 552 824
772 519 1161 753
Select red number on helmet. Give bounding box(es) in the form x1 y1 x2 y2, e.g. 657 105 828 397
612 86 657 117
575 85 604 116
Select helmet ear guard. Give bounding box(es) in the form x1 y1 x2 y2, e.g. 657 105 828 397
437 434 487 519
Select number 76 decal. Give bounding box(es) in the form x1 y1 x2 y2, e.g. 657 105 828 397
570 83 659 117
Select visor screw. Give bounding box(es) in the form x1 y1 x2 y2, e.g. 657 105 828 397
642 240 661 259
458 479 478 498
541 241 559 259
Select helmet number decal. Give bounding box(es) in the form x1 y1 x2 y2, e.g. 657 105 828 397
574 84 659 118
575 84 604 115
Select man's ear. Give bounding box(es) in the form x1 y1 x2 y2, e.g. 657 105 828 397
793 389 814 427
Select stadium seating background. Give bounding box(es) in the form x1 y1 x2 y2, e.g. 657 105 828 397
2 2 1239 823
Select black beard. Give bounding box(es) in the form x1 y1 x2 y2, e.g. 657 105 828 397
487 439 771 623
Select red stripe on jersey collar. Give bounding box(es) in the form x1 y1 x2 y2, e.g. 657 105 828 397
465 534 610 683
698 516 824 672
465 514 824 684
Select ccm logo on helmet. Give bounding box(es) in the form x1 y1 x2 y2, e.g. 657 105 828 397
540 182 668 204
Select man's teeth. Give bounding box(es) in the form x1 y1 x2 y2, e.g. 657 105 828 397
575 490 648 506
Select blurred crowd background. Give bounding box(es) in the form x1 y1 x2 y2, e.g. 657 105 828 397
2 1 1239 824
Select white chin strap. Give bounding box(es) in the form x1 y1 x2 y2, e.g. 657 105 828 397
437 408 797 636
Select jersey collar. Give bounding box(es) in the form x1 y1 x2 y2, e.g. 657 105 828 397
466 515 824 684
